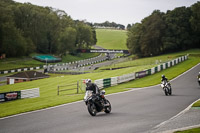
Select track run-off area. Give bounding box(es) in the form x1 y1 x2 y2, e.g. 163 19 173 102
0 64 200 133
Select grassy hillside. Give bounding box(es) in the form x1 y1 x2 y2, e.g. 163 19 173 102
96 29 128 50
0 49 199 118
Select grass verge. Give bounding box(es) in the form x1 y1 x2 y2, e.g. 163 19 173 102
174 127 200 133
193 100 200 107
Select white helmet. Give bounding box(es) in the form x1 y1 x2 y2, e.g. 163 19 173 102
85 79 91 84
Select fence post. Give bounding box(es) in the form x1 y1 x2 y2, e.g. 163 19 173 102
77 81 79 94
57 86 59 95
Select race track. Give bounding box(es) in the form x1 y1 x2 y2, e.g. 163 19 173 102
0 64 200 133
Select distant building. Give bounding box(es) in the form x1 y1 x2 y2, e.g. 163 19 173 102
6 71 49 85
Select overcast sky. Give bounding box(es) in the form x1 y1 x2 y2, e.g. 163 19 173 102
14 0 199 26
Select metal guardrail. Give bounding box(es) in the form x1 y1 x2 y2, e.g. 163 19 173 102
0 54 104 74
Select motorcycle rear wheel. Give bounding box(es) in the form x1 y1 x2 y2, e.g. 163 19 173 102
169 88 172 95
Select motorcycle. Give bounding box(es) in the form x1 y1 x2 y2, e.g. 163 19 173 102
84 90 111 116
161 80 172 96
198 76 200 86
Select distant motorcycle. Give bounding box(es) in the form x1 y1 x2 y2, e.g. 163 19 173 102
84 90 111 116
161 80 172 96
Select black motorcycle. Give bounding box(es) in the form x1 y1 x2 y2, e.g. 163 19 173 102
161 80 172 96
84 90 111 116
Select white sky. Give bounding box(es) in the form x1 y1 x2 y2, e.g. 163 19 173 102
14 0 199 26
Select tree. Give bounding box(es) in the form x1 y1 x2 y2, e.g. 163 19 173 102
126 24 132 30
2 24 27 57
94 21 125 29
0 0 13 55
190 2 200 48
58 27 77 56
92 27 97 45
127 2 199 57
75 22 95 49
13 3 49 53
162 7 193 52
126 23 142 56
140 10 166 56
0 0 29 57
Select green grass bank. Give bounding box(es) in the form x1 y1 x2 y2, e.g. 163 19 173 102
96 29 128 50
175 127 200 133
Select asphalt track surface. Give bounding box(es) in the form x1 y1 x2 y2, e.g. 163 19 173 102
0 64 200 133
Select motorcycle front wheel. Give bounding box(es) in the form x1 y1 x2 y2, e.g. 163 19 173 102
164 87 169 96
104 100 111 113
87 103 97 116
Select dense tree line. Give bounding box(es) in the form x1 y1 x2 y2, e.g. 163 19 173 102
94 21 125 30
0 0 97 57
127 2 200 57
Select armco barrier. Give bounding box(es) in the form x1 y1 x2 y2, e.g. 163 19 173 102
120 55 186 87
151 67 155 75
103 78 111 88
147 69 151 75
94 77 117 89
0 91 21 102
135 71 147 78
117 73 135 84
149 55 188 76
0 88 40 102
94 79 104 89
111 77 118 86
168 61 171 67
84 55 188 91
0 65 43 74
21 88 40 99
157 65 161 72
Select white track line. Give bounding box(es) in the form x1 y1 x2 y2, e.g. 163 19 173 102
170 63 200 82
153 98 200 130
0 101 82 120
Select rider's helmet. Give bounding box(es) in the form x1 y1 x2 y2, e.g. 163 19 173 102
162 75 165 78
85 79 91 86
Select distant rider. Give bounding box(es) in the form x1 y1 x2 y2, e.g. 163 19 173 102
198 72 200 85
161 75 171 88
161 75 168 82
198 72 200 78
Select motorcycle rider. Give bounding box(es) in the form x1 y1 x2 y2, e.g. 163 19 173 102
85 79 100 94
161 75 168 82
161 75 171 88
85 79 108 105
